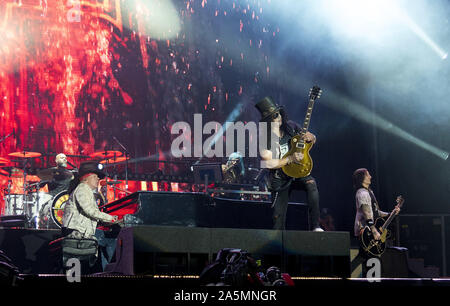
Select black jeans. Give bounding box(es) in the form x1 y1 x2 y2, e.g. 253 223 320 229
270 175 320 230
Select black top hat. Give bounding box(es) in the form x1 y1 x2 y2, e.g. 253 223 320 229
255 96 283 121
78 161 106 179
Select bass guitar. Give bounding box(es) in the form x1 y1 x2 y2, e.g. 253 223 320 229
360 195 404 257
282 85 322 178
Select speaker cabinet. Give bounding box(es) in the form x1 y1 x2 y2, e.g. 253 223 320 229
105 226 350 277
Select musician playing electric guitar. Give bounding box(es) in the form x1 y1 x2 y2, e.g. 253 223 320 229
352 168 402 274
255 94 322 231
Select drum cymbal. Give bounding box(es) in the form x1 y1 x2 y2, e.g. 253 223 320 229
8 151 42 158
90 150 123 159
41 153 90 158
37 167 73 181
100 156 130 164
0 157 10 164
36 168 55 181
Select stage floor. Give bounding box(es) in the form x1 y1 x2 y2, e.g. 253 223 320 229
15 273 450 287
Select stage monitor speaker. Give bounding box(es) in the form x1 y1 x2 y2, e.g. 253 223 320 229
105 226 350 277
381 247 410 277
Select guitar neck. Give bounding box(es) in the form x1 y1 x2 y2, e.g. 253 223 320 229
300 98 316 134
381 211 397 231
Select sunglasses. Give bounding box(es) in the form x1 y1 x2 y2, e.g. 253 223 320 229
271 112 280 120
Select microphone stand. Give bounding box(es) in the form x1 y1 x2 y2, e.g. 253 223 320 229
0 131 14 144
3 179 12 215
113 136 130 192
66 160 78 172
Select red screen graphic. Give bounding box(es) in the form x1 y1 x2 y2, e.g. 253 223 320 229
0 0 270 214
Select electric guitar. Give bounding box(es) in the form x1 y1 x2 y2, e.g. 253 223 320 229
282 85 322 178
360 195 405 257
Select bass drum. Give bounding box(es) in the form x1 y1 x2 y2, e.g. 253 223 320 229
50 190 106 228
50 190 70 228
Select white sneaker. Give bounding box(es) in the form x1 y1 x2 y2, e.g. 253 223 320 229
313 227 324 232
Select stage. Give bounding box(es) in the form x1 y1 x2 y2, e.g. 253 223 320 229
0 226 351 276
2 226 450 303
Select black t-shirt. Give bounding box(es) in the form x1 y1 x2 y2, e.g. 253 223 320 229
47 167 74 196
267 126 296 190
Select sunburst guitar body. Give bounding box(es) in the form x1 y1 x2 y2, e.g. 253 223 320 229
281 85 322 178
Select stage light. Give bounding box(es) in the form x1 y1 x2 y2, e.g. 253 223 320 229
318 0 394 41
129 0 181 40
171 182 179 192
140 181 147 191
398 11 449 60
151 181 158 191
314 0 448 59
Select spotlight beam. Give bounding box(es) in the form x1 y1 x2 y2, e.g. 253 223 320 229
181 5 449 162
195 102 246 164
395 8 448 60
323 91 449 161
257 58 449 161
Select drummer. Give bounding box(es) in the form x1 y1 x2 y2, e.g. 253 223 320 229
46 153 75 196
37 153 76 228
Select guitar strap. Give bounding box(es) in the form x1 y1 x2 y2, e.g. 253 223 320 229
367 188 381 219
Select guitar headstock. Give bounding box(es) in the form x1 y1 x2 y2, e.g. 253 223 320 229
309 85 322 101
396 195 405 208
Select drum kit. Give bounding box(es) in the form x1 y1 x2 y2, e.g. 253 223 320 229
0 150 130 229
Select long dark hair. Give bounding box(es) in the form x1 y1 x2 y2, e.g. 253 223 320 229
352 168 368 191
352 168 380 209
261 107 297 151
